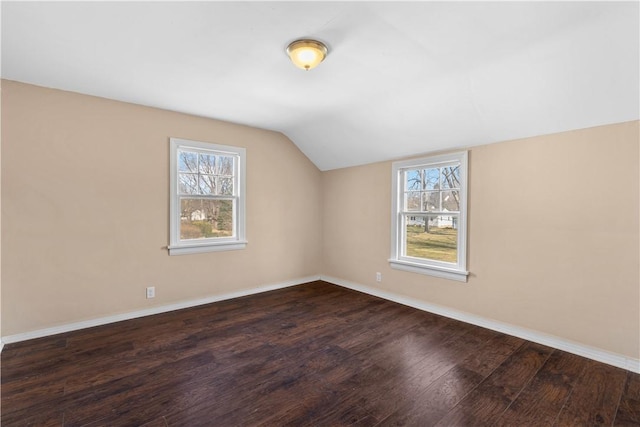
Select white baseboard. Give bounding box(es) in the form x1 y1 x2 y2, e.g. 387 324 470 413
321 275 640 374
4 274 638 374
1 275 321 345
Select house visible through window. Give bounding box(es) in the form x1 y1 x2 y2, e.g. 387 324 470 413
390 151 468 282
169 138 246 255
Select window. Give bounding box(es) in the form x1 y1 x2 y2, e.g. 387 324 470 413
169 138 246 255
390 151 468 282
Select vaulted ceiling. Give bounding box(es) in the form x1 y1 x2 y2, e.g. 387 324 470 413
2 2 638 171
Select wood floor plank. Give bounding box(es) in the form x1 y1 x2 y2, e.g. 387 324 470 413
1 281 634 426
347 321 483 421
0 336 68 375
378 331 525 426
1 386 101 426
63 351 219 425
1 408 64 427
460 331 526 378
140 417 169 427
624 371 640 396
0 372 66 414
162 331 348 423
555 359 628 426
434 341 553 426
615 372 640 426
288 361 392 426
163 347 325 425
282 401 380 427
493 349 588 426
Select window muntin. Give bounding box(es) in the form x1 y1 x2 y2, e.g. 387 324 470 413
169 138 246 255
390 152 468 281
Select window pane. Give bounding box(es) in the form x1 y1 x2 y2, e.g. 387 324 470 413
423 191 440 211
405 192 421 211
441 190 460 212
217 156 234 175
199 175 216 195
441 166 460 189
423 168 440 190
178 173 199 194
405 215 458 263
199 153 216 174
219 177 233 195
178 151 198 172
180 199 233 240
405 169 422 191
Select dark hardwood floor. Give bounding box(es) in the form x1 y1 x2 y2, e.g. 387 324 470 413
2 281 639 426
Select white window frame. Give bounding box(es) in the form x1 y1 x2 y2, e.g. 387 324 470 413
168 138 247 255
389 151 469 282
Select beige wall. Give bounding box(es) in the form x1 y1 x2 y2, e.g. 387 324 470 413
323 121 640 359
2 80 638 361
1 80 322 336
0 81 3 342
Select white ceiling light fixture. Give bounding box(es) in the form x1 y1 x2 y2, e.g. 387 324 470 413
286 39 328 71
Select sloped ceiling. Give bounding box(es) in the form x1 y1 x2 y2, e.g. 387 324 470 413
2 1 638 171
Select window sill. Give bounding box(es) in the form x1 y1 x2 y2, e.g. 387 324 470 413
168 241 247 256
388 259 469 282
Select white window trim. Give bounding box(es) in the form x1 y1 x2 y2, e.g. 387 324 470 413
168 138 247 256
389 151 469 282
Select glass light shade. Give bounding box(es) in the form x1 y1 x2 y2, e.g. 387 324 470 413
286 39 328 71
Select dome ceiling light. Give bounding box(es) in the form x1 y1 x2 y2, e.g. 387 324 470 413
286 39 328 71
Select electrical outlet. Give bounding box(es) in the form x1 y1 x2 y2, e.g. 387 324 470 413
146 286 155 299
376 272 382 282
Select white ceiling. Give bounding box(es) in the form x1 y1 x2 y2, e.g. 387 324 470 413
2 1 638 171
